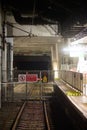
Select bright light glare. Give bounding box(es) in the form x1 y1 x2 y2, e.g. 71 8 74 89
69 46 83 57
77 59 87 73
63 45 86 57
53 62 58 79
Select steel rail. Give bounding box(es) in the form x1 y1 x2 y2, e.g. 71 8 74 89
11 100 52 130
11 101 26 130
43 101 51 130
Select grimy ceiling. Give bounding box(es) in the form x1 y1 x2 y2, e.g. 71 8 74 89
2 0 87 38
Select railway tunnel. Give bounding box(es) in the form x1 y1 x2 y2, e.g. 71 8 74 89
0 0 87 130
13 55 52 70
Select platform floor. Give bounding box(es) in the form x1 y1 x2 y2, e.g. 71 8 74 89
56 80 87 119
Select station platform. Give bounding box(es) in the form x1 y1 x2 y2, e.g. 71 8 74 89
55 79 87 119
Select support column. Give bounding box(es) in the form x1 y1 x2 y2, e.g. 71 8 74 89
0 6 2 107
2 37 13 101
6 38 13 82
1 10 8 101
2 42 7 101
0 3 3 108
51 44 59 79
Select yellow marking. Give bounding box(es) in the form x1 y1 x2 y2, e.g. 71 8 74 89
66 91 81 96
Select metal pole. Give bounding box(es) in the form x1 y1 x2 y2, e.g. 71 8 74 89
40 71 42 100
26 72 27 100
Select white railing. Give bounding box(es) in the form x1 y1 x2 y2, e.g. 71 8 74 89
60 70 87 95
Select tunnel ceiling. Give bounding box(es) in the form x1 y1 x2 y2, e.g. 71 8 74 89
2 0 87 38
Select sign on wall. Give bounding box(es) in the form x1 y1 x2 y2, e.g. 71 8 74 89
26 74 38 82
41 71 48 83
18 74 26 82
18 74 38 82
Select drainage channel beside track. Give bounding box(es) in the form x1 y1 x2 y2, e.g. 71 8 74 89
12 100 55 130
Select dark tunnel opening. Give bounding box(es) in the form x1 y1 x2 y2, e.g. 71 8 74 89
13 55 52 70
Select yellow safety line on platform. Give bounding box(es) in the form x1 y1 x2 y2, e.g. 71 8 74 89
66 91 81 96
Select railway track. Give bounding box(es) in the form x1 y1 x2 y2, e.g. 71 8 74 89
13 82 53 101
12 100 54 130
